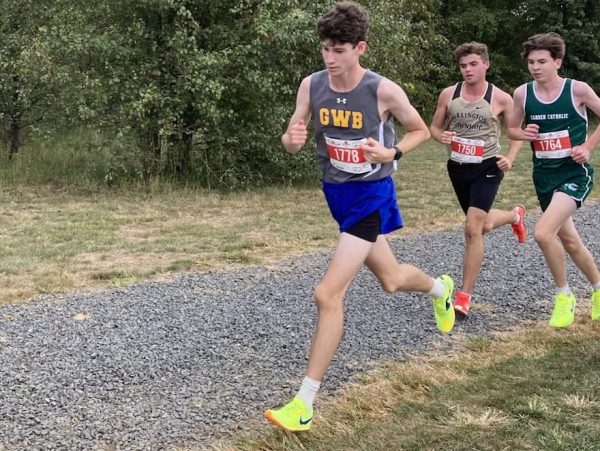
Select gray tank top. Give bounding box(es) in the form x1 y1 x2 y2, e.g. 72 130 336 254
309 70 396 183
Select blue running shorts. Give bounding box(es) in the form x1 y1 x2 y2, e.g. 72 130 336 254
322 176 403 236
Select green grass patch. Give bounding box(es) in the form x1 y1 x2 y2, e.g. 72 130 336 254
227 320 600 451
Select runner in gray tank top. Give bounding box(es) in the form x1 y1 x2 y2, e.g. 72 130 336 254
508 32 600 329
264 1 455 433
430 42 527 317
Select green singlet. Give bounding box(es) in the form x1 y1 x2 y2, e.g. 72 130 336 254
524 78 593 210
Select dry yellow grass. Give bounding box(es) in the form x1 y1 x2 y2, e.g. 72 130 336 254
1 137 599 305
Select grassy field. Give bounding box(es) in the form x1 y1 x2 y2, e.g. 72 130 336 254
225 319 600 451
0 136 573 305
2 134 600 450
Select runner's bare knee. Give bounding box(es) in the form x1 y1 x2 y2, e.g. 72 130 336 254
314 282 344 311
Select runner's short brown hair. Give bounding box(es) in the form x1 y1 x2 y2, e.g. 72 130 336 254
454 42 489 62
521 32 565 60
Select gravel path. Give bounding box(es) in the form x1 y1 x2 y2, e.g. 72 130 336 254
1 204 599 450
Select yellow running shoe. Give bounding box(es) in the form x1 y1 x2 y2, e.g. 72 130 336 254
592 290 600 321
549 292 576 328
433 275 455 334
264 396 313 432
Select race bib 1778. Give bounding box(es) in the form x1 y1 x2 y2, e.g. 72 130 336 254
325 136 373 174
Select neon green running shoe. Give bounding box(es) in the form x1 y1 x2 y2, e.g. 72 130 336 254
264 396 313 432
433 275 455 334
592 290 600 321
549 292 576 328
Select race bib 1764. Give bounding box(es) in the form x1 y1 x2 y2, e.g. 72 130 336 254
533 130 572 159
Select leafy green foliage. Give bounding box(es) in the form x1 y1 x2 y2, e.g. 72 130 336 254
0 1 599 188
435 0 600 92
0 1 82 154
364 0 449 116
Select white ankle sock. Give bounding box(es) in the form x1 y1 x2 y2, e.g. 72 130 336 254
593 281 600 291
428 278 446 299
556 284 571 295
297 376 321 409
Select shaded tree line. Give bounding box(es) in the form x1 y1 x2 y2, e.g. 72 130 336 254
0 0 598 188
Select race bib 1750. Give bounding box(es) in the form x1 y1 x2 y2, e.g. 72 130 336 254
450 136 485 164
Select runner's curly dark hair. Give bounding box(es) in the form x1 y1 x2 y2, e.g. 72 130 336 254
317 1 368 46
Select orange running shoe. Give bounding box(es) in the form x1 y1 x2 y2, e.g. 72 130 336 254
453 290 471 317
511 204 527 244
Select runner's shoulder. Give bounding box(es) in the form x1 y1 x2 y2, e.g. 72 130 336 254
492 86 514 108
377 77 410 105
571 79 593 96
434 85 456 106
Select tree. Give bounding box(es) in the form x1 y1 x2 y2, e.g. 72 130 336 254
518 0 600 90
3 1 599 187
0 0 78 158
435 0 600 93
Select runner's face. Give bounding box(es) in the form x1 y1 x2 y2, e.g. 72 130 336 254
458 54 489 85
321 40 365 76
527 50 561 83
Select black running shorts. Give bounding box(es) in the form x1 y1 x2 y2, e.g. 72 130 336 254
346 210 381 243
447 157 504 214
